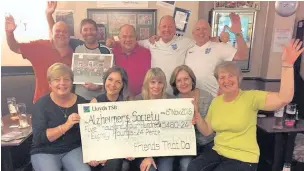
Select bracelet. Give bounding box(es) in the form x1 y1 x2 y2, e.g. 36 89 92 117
59 125 65 135
282 65 293 68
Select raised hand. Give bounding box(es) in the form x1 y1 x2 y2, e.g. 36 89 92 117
46 1 57 15
106 36 116 48
282 39 304 66
148 35 160 44
5 15 17 33
227 13 242 33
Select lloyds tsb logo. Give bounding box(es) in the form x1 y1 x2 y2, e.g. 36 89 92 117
83 106 90 113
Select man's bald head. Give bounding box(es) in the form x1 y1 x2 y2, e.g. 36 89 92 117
192 19 211 46
193 19 211 32
52 21 69 34
119 24 136 37
51 21 70 47
159 15 176 27
118 24 137 53
158 15 176 43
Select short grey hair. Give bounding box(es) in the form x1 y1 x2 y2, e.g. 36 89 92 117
214 61 243 85
47 63 73 82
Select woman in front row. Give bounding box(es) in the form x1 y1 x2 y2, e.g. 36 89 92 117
188 39 304 171
135 67 175 171
170 65 215 171
89 66 129 171
31 63 90 171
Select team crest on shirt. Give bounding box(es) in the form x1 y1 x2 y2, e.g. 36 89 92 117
205 48 211 54
171 44 178 50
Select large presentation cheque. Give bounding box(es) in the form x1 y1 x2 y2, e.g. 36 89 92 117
78 98 196 163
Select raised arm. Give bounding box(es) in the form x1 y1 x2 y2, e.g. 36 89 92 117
45 1 57 33
5 15 21 54
263 39 304 111
192 90 214 136
226 13 249 61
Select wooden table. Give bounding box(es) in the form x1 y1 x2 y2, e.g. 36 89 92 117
1 114 32 171
257 117 304 133
257 117 304 171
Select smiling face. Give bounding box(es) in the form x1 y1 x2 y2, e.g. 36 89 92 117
49 74 72 97
192 20 211 46
175 70 193 94
105 72 123 97
119 25 137 53
52 21 70 47
217 71 239 94
81 23 97 44
158 16 176 43
148 77 165 98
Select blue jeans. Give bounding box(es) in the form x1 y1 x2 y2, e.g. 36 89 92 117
31 147 90 171
177 141 214 171
137 157 174 171
179 156 193 171
187 149 257 171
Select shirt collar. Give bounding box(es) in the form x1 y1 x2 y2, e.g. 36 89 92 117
116 44 139 56
50 40 73 58
195 41 212 50
158 35 178 47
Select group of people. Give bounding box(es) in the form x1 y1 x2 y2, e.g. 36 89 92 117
4 1 304 171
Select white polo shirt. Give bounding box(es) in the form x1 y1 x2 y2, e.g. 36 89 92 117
185 41 237 97
139 36 195 94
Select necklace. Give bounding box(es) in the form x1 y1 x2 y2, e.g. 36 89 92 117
58 106 68 118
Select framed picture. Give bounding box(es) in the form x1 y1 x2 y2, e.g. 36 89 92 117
72 53 114 85
173 7 191 34
139 28 150 40
96 24 106 42
87 9 157 40
55 10 74 36
214 1 260 10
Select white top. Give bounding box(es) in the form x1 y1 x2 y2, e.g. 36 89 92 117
139 36 195 94
185 41 237 97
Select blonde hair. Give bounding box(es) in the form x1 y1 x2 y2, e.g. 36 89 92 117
170 65 196 96
214 61 243 84
142 68 167 100
47 63 73 82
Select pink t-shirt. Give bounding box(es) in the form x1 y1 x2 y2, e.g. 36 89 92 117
113 44 151 97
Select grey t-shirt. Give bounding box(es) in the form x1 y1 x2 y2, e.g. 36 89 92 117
177 89 215 146
74 43 112 100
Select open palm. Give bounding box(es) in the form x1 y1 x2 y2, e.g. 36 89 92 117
226 13 242 33
282 39 304 65
5 15 16 33
46 1 57 15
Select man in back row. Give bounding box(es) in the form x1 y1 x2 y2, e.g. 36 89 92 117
186 13 248 96
46 2 150 98
5 15 73 103
113 14 248 96
46 1 112 100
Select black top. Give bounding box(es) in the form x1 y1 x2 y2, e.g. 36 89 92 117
95 93 123 102
31 93 87 155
